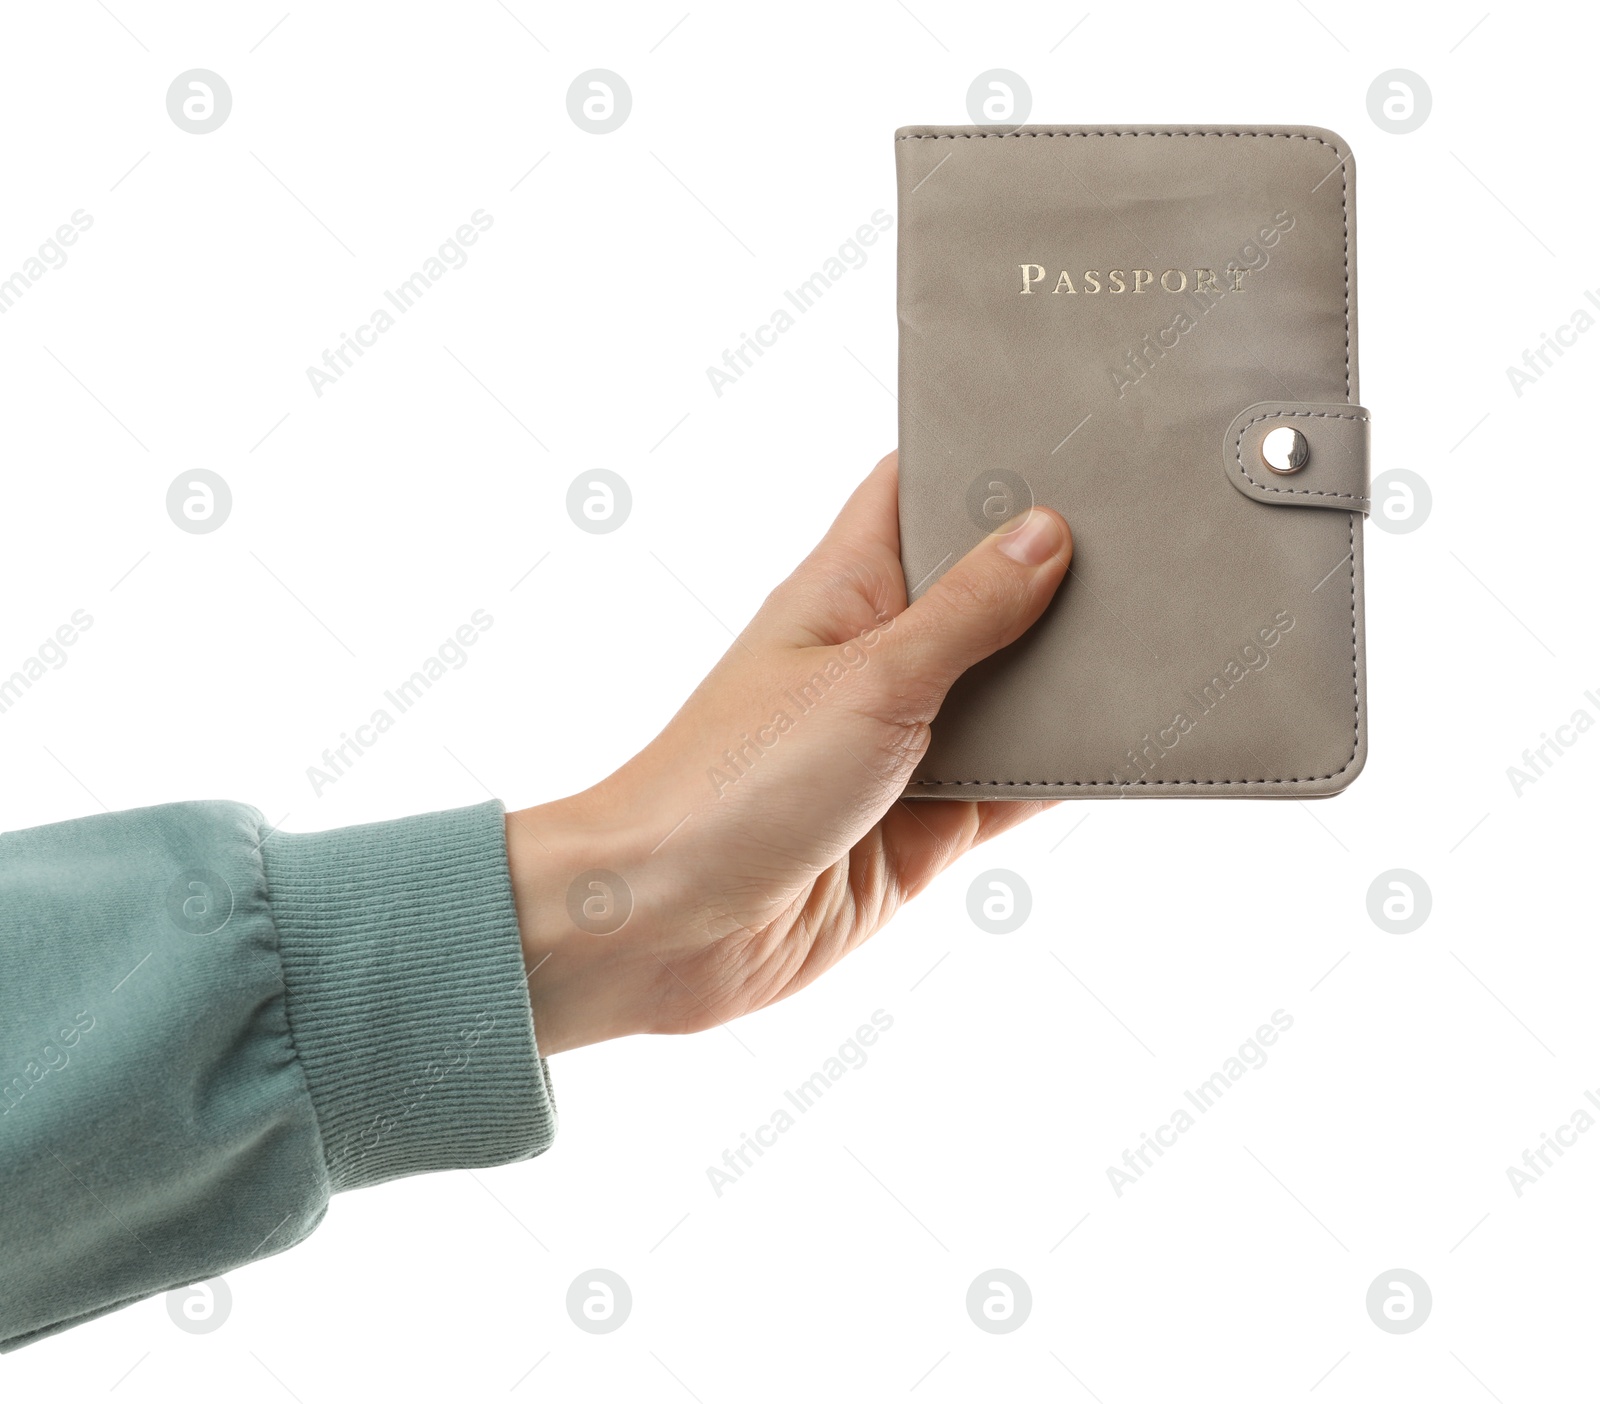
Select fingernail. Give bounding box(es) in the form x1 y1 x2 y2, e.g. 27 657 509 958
996 509 1062 566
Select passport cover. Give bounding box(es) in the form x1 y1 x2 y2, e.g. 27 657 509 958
895 126 1371 798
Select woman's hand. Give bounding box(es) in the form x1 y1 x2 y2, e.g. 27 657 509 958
506 450 1072 1053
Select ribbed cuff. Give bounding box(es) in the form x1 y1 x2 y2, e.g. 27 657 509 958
261 800 556 1191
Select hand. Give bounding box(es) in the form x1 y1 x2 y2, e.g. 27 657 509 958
506 451 1072 1054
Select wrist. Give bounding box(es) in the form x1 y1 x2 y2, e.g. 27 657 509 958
503 783 685 1055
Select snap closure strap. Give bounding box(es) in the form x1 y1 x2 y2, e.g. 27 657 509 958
1222 402 1371 514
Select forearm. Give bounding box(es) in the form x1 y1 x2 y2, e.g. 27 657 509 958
1 799 552 1350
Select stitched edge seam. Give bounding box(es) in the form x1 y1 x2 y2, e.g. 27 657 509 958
249 812 335 1236
1232 410 1371 503
902 129 1362 790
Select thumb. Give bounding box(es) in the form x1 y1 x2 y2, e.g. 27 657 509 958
878 507 1072 712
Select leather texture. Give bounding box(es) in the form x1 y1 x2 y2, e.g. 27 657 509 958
895 125 1367 799
1223 401 1371 513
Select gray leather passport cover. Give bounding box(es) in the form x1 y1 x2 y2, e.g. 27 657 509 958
895 126 1368 799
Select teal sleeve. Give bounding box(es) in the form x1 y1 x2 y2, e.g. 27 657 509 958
0 799 556 1350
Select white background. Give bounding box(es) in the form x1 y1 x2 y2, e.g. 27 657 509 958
2 1 1596 1399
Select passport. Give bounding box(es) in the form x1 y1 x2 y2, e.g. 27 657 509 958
895 126 1372 798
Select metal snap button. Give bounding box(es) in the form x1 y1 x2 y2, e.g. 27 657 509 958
1261 425 1309 474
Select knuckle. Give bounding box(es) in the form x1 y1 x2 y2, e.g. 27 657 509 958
935 561 1024 642
932 566 993 615
879 718 933 768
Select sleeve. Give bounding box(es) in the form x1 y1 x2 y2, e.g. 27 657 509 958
0 798 556 1350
